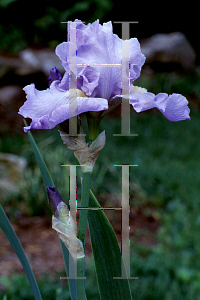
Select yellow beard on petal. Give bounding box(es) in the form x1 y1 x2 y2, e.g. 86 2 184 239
66 89 87 97
123 86 147 95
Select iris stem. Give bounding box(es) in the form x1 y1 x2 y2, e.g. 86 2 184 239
77 256 87 300
77 170 92 300
85 113 101 145
78 171 92 247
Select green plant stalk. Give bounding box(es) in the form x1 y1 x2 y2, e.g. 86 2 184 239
77 170 92 300
77 256 87 300
85 113 101 145
24 120 79 300
78 170 92 247
60 240 78 300
0 205 43 300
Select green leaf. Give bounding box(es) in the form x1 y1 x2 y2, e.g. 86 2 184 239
24 120 54 187
24 121 79 300
88 190 133 300
0 205 43 300
25 120 132 299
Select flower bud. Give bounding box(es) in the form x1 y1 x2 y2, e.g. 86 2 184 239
47 186 85 259
48 67 62 87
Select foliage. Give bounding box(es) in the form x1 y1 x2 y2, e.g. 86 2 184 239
1 247 200 300
0 272 70 300
0 258 99 300
1 90 200 216
1 72 200 298
0 0 113 53
134 71 200 103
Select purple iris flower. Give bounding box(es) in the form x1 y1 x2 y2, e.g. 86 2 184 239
48 67 62 87
19 20 190 132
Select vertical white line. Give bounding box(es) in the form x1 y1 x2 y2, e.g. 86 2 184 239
69 165 77 279
113 21 139 137
68 21 78 136
121 165 130 277
121 40 130 135
113 164 139 279
61 164 86 279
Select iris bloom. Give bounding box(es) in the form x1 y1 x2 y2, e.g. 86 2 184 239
19 20 190 132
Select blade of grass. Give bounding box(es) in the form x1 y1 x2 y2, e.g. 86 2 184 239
0 205 43 300
24 120 78 300
88 189 133 300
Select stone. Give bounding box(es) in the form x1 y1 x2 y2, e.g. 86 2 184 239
0 48 64 83
0 53 40 79
0 85 23 106
0 85 26 134
19 48 64 76
140 32 196 71
0 55 22 78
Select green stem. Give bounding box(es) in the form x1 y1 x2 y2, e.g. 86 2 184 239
78 171 92 247
85 113 101 145
77 257 87 300
77 170 92 300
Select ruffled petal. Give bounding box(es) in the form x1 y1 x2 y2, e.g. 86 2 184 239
155 93 191 121
56 20 145 101
121 90 190 121
125 92 156 112
55 42 69 71
19 81 108 132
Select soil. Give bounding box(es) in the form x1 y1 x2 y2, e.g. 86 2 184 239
0 202 161 279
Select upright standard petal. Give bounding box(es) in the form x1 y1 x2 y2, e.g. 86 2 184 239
56 20 145 101
19 81 108 132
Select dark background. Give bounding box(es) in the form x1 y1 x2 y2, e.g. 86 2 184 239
0 0 198 62
1 1 200 299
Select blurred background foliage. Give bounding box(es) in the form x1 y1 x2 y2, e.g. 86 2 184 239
1 107 200 299
1 0 200 299
0 0 113 52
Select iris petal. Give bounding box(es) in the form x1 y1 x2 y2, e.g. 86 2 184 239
155 93 191 121
19 19 190 130
19 81 108 132
56 20 145 100
125 91 190 121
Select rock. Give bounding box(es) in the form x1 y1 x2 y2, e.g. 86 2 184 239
140 32 196 71
0 48 64 84
19 48 64 76
0 54 21 80
0 85 26 134
0 53 42 80
0 85 23 106
0 153 27 198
